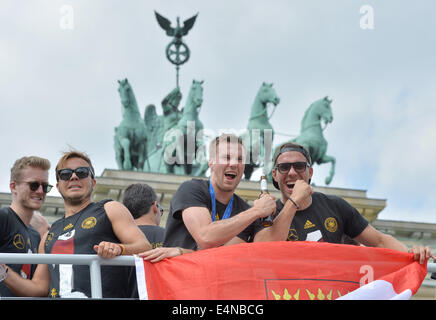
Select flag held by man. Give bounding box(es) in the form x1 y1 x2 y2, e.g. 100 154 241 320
135 241 426 300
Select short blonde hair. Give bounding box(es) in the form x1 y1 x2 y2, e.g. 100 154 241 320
55 150 95 180
10 156 51 182
208 133 246 161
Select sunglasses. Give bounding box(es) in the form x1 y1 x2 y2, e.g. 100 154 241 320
275 162 309 174
157 203 164 216
20 181 53 193
57 167 94 181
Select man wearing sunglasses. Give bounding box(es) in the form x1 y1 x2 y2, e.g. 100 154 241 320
0 156 51 297
2 151 151 298
270 142 434 263
163 134 313 252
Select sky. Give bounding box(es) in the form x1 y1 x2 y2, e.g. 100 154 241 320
1 0 435 223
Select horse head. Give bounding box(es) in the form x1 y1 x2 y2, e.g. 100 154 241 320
117 78 132 108
259 82 280 107
184 79 204 114
310 96 333 128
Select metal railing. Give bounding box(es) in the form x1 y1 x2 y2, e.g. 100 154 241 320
1 253 435 299
0 253 136 299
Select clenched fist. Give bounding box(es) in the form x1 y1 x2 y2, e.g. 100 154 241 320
253 194 276 218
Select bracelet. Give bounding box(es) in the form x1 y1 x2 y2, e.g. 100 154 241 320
119 244 125 255
177 247 183 256
287 196 300 210
0 265 8 283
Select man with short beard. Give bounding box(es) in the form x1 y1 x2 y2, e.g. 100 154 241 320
0 156 51 297
2 151 151 298
270 141 434 263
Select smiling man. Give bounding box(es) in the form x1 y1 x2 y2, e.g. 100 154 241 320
270 142 434 263
1 150 151 298
0 156 51 297
163 133 311 251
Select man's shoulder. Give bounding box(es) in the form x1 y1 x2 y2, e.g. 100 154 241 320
0 207 13 234
0 207 13 223
178 178 209 190
173 179 209 201
312 192 356 212
95 199 119 214
313 192 343 204
96 199 115 208
0 206 11 215
169 179 213 221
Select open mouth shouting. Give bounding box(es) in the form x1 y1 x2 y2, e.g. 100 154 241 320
224 172 237 181
285 181 296 190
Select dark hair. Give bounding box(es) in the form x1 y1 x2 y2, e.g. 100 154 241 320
272 142 312 166
122 183 157 219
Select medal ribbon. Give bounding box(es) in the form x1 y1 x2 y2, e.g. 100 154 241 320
209 180 234 222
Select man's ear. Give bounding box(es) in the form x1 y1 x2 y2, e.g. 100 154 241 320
9 181 16 194
152 201 159 214
308 167 314 180
272 168 277 182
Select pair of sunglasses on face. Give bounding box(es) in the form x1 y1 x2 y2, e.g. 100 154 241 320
57 167 94 181
275 162 309 174
23 181 53 193
157 203 164 216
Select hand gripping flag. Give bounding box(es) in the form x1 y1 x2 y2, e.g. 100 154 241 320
134 241 427 300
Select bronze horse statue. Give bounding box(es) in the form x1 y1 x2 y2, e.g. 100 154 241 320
241 82 280 180
276 96 336 185
114 78 148 171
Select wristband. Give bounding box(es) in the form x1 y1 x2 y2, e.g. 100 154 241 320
287 196 299 210
0 265 8 282
119 244 125 255
177 247 183 256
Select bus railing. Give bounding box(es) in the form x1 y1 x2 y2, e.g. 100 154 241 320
0 253 135 299
1 253 435 299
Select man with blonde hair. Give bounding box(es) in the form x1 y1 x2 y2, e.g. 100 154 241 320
2 150 151 298
0 156 52 297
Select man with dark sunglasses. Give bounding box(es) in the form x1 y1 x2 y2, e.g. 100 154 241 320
270 142 434 263
0 156 51 297
2 150 151 298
